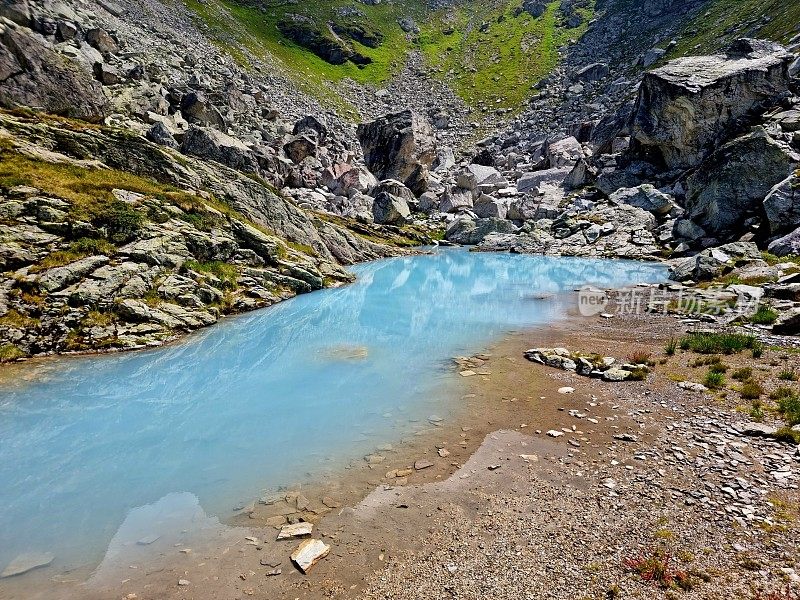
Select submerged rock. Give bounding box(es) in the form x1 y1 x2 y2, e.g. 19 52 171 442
1 552 54 578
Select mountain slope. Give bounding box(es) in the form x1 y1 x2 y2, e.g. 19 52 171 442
181 0 595 115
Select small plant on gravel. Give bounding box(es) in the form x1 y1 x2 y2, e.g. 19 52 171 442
703 370 726 390
708 361 728 374
774 428 800 445
691 355 722 368
774 389 800 426
623 547 694 590
778 368 798 381
680 332 757 355
628 367 650 381
665 338 678 356
732 367 754 381
752 341 765 359
628 350 653 365
750 400 765 422
740 381 765 400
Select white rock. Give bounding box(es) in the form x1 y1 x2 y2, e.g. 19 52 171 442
277 522 313 540
290 539 331 573
546 430 564 438
557 386 575 394
678 381 708 392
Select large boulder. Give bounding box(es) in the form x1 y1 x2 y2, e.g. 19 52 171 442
768 226 800 257
292 115 328 142
668 242 762 282
439 187 473 213
85 28 119 55
575 62 609 82
516 167 571 194
684 129 798 239
0 1 32 26
473 195 507 219
181 126 260 174
371 179 416 205
357 110 436 196
445 218 517 245
0 26 108 122
608 184 676 215
772 308 800 335
457 164 508 192
522 0 547 17
546 136 583 168
283 134 318 163
372 192 410 225
763 172 800 236
629 39 793 170
180 91 226 129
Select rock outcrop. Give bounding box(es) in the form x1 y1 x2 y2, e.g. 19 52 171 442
0 110 426 358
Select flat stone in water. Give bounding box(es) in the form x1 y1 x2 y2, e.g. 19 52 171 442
136 534 160 545
322 345 369 360
1 552 55 578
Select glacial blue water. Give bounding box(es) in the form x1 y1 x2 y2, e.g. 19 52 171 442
0 249 666 580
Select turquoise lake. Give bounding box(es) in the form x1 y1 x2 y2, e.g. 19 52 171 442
0 249 667 581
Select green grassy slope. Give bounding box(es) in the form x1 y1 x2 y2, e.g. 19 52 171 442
669 0 800 59
181 0 594 115
420 0 593 109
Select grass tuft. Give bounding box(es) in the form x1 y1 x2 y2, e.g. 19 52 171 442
739 381 764 400
750 305 779 325
679 332 758 355
703 370 726 390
